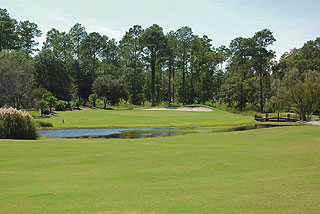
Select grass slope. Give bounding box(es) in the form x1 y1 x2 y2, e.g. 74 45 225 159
0 126 319 213
35 108 254 128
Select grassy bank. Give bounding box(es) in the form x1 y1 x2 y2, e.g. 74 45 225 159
34 108 254 128
0 125 319 213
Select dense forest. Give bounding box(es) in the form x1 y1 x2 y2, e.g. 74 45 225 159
0 8 319 120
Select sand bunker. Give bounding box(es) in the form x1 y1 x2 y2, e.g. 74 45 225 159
143 107 213 112
305 119 320 126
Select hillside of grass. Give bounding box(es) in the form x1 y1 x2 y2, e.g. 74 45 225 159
34 108 254 128
0 125 319 213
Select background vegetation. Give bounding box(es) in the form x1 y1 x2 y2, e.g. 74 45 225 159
0 8 319 120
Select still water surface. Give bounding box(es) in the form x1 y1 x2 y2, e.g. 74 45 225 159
41 124 286 139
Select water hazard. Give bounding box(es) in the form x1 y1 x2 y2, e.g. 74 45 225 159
40 127 185 139
40 124 287 139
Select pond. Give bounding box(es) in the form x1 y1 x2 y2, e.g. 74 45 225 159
40 127 186 139
40 124 287 139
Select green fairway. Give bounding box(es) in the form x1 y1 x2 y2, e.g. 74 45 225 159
34 108 254 128
1 126 319 213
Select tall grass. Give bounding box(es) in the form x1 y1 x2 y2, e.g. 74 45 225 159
0 107 38 139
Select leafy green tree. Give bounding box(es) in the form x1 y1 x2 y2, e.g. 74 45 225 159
92 75 126 108
80 32 106 73
37 99 49 115
41 28 74 101
46 95 58 113
165 31 178 106
0 50 34 108
251 29 276 113
221 68 257 110
89 93 98 107
141 24 167 106
34 49 72 100
33 87 50 115
272 37 320 117
295 37 320 73
189 35 217 104
16 20 42 55
211 69 225 102
274 37 320 79
43 28 72 62
103 38 120 66
69 23 87 59
68 23 88 103
222 37 256 111
176 26 194 104
222 30 275 112
77 32 107 104
277 69 320 120
119 25 144 105
272 49 298 80
33 89 58 114
0 8 18 51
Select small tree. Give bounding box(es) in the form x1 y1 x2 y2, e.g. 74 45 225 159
33 88 57 114
277 69 320 120
93 75 125 108
46 95 58 113
89 93 98 107
37 99 48 115
0 51 34 109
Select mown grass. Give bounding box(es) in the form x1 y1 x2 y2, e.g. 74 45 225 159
0 125 319 213
34 108 254 128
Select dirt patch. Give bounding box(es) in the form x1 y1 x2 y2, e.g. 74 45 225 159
143 107 213 112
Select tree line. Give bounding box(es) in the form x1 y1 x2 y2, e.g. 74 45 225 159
0 8 319 120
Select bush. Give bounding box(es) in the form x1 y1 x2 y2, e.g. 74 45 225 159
36 120 53 127
0 107 39 139
55 100 68 111
42 109 50 115
117 99 135 109
70 101 80 110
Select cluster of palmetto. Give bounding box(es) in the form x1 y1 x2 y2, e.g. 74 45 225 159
1 8 319 120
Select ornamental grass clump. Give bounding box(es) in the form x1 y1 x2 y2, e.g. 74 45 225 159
0 107 39 139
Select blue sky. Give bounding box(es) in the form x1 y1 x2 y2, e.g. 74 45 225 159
2 0 319 59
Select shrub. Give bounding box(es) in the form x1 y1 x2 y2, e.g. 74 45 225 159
55 100 68 111
0 107 39 139
36 120 53 127
88 94 98 107
42 109 50 115
70 101 80 110
117 99 135 109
